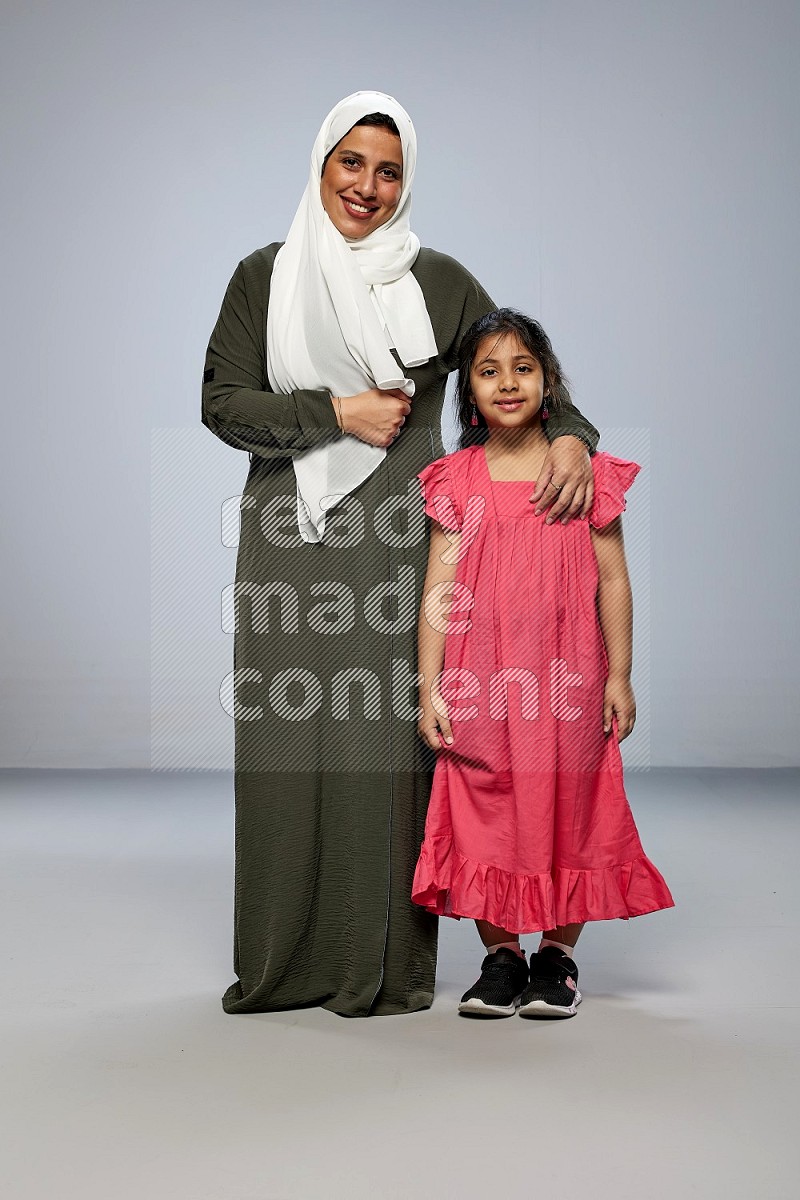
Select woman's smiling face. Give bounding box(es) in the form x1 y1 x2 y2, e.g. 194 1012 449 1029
320 124 403 239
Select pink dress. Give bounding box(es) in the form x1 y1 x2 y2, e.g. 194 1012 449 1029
411 446 674 933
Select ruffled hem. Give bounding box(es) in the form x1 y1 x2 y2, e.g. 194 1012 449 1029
417 457 461 529
589 453 641 530
411 836 674 933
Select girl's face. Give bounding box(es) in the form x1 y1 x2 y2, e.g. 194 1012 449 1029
470 332 546 431
320 125 403 239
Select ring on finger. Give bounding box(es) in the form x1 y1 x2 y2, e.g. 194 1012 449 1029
548 480 565 490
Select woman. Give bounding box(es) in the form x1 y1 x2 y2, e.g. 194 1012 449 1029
202 92 599 1017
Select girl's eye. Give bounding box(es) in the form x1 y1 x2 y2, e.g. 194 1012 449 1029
481 368 497 377
517 365 531 373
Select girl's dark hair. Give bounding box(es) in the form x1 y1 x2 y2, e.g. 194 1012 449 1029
322 113 400 174
455 308 572 449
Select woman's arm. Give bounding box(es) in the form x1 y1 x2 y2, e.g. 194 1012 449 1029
591 516 636 741
545 402 599 456
204 255 422 456
417 521 461 749
202 257 341 458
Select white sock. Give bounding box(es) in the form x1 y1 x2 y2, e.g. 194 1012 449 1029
488 940 525 959
538 938 575 959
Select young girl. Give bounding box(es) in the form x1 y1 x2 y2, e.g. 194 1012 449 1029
412 309 674 1019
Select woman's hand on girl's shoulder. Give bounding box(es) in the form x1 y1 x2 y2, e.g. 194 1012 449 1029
603 674 636 741
531 436 594 524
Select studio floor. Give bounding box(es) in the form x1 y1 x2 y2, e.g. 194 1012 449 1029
1 767 797 1200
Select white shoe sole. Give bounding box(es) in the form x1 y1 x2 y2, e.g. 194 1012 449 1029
458 994 522 1018
518 989 582 1019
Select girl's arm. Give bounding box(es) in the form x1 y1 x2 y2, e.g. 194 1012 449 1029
590 516 637 741
417 521 461 750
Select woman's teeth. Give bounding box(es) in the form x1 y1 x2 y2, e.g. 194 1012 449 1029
343 199 374 214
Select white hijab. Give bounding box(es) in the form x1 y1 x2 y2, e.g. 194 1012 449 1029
266 91 437 542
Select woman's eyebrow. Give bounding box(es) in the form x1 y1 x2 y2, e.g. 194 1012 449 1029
336 147 402 172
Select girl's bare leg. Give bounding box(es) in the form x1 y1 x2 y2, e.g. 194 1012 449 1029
475 920 586 956
541 922 585 951
476 919 522 951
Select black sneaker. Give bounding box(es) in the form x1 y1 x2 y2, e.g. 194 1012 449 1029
458 948 529 1018
518 946 582 1019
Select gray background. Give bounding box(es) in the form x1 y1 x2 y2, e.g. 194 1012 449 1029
1 0 797 768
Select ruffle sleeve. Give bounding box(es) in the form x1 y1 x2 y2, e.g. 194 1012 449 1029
417 456 462 531
589 453 641 529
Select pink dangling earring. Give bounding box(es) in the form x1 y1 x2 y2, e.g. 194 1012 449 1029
470 401 478 427
542 393 550 421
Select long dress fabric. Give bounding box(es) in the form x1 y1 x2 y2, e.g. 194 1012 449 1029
411 446 674 934
202 244 601 1016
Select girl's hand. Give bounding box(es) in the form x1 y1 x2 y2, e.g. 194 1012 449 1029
531 436 594 524
603 674 636 741
418 691 454 751
335 388 412 448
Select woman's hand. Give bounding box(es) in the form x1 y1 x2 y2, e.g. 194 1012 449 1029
530 435 594 524
418 686 454 751
335 388 412 448
603 674 636 741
